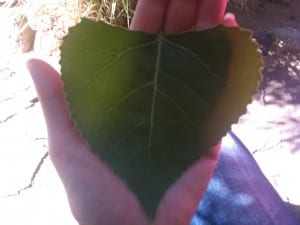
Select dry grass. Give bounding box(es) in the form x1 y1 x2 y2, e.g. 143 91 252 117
79 0 137 27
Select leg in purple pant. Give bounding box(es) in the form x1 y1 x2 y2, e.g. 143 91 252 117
191 132 299 225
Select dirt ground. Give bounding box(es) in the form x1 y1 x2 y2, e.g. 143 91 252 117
0 1 300 224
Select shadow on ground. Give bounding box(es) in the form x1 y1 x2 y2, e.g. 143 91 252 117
259 52 300 106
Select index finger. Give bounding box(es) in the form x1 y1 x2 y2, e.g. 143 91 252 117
130 0 169 33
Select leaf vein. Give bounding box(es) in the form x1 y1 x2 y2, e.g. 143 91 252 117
159 69 210 106
84 47 119 56
162 37 221 81
87 39 159 83
115 119 150 146
95 81 154 130
107 81 154 114
156 89 194 126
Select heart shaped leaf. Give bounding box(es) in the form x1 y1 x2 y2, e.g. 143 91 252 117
60 18 262 217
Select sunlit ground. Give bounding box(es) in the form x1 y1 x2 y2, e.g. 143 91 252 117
0 1 80 224
233 32 300 205
0 0 300 223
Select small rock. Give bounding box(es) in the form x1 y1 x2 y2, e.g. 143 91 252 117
19 17 36 53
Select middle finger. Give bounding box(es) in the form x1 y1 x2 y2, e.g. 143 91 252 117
195 0 228 29
163 0 200 33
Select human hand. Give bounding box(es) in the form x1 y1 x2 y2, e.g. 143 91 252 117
27 1 237 225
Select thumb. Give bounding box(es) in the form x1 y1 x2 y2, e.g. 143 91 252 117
26 59 84 160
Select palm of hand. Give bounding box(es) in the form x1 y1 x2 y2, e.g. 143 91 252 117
28 1 237 225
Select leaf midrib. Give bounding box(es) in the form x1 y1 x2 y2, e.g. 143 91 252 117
147 34 163 162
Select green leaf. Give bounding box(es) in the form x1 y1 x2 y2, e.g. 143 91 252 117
60 18 262 217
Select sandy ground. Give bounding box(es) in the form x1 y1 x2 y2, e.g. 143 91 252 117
0 1 300 224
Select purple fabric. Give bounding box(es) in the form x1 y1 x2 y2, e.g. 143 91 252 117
191 132 299 225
